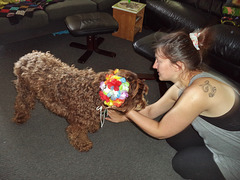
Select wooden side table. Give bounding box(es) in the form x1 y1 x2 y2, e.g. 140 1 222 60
112 0 146 41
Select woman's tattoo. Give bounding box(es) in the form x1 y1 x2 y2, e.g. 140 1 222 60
199 80 216 97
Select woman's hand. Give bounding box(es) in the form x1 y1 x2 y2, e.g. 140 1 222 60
105 109 129 123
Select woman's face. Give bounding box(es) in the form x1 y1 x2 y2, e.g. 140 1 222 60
153 49 179 82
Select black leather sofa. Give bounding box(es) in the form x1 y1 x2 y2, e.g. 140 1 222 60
134 0 240 85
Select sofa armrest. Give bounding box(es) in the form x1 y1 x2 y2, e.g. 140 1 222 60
133 31 167 61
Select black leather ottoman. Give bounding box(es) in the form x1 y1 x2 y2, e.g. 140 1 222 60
133 31 169 94
65 12 119 63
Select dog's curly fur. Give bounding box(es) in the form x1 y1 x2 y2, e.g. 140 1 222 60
12 51 148 151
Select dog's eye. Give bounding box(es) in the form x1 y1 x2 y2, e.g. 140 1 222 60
126 76 135 82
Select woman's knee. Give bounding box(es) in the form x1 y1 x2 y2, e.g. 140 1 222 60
172 150 193 179
166 125 204 151
171 147 225 180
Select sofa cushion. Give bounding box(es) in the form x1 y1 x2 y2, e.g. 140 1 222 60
146 0 220 31
0 10 48 34
211 24 240 66
91 0 119 11
197 0 225 16
45 0 97 21
176 0 197 6
177 0 226 16
211 0 226 16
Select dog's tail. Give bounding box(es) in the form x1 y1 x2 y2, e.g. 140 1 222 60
13 51 33 77
13 59 24 77
13 50 44 77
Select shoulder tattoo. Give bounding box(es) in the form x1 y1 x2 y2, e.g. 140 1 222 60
199 80 216 97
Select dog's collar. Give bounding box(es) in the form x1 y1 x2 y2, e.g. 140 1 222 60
96 106 108 128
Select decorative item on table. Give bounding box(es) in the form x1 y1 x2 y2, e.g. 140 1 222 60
221 0 240 28
233 0 240 6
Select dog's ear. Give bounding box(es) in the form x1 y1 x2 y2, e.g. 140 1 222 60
131 78 148 110
130 79 148 98
143 82 149 95
130 79 141 98
118 78 148 112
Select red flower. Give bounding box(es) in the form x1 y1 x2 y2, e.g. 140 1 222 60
99 91 110 102
107 79 121 91
113 99 124 107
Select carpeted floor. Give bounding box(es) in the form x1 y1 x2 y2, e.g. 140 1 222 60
0 29 183 180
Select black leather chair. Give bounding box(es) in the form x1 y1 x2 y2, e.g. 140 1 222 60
140 0 240 85
133 31 169 95
133 30 240 95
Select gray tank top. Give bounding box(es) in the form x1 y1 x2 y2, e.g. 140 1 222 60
187 72 240 180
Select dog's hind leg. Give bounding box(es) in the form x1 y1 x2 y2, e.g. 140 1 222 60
66 124 93 152
12 78 36 124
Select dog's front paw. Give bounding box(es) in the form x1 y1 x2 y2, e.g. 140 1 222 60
72 140 93 152
66 124 93 152
12 113 30 124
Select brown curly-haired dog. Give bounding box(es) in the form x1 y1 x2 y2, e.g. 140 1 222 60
12 51 148 152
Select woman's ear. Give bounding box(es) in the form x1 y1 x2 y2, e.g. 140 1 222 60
174 61 185 72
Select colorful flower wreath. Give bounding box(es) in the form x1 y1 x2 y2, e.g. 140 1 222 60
99 69 130 107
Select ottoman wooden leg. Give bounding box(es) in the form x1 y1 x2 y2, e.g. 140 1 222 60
69 35 116 63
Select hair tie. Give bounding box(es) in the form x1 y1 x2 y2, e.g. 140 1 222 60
189 32 200 50
99 69 129 107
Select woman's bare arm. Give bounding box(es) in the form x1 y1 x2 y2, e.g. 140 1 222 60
125 84 208 139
